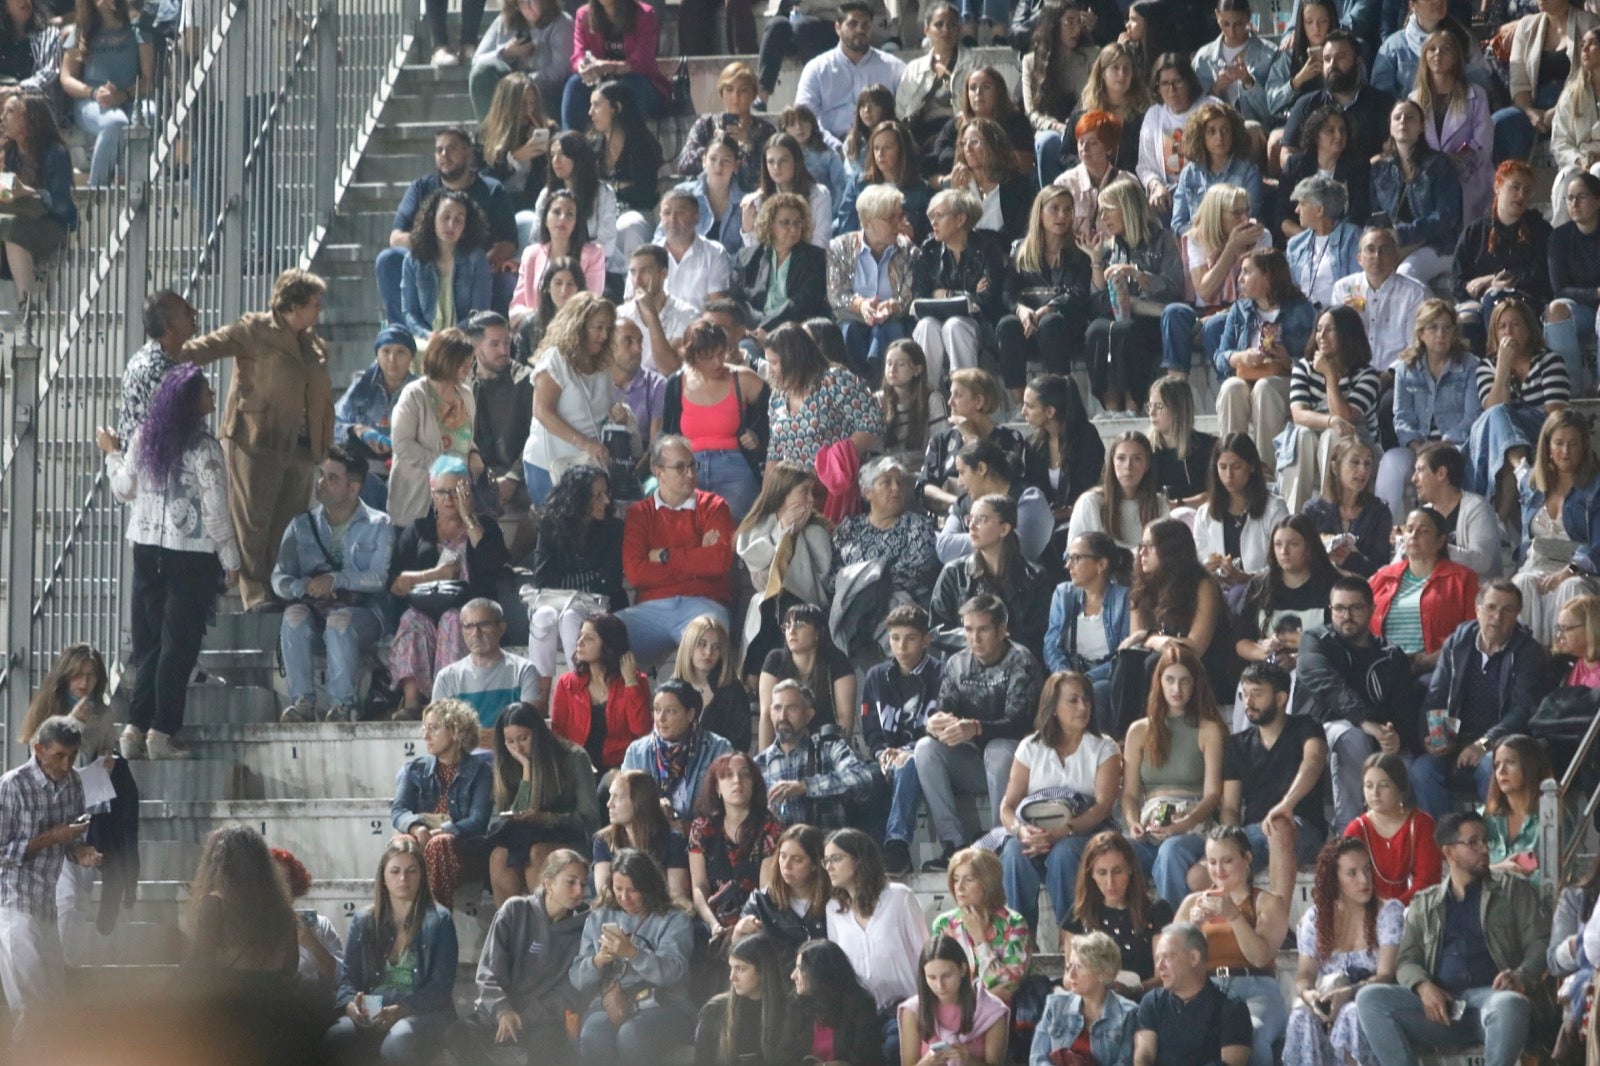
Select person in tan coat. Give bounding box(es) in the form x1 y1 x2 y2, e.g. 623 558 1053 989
182 269 334 610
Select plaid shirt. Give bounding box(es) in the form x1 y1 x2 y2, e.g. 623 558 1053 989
754 735 876 827
0 758 85 920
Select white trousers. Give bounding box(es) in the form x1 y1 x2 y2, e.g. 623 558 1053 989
0 905 66 1044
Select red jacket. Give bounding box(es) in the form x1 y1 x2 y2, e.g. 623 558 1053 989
549 670 653 771
1368 559 1479 654
621 490 735 606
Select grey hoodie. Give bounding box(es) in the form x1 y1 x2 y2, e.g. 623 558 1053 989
474 888 590 1026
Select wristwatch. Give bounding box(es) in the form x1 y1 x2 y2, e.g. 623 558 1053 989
658 548 670 564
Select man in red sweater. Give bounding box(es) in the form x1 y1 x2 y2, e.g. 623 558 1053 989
616 434 736 663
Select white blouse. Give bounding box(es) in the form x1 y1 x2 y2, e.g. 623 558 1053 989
825 881 929 1011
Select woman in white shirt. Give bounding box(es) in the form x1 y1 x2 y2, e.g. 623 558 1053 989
1136 53 1221 219
995 670 1123 936
524 291 620 505
1193 431 1289 586
1066 430 1171 551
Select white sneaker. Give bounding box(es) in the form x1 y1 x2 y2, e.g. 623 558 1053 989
280 696 317 724
146 730 191 760
119 725 147 760
430 46 459 67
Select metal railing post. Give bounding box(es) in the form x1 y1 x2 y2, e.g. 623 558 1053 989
219 0 250 325
1538 776 1561 907
3 332 40 771
314 0 341 236
121 126 153 361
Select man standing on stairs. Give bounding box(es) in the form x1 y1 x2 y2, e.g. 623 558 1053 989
273 444 396 724
0 717 100 1047
115 290 197 443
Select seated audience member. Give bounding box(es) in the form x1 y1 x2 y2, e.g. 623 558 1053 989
836 456 942 607
1330 227 1429 391
674 134 747 260
1194 433 1290 585
1084 177 1183 417
433 599 544 732
451 849 591 1065
1044 533 1131 725
528 466 627 681
270 849 343 1015
1376 302 1483 522
756 680 876 828
21 646 113 771
996 191 1093 400
658 319 768 524
1372 0 1486 109
615 435 735 664
671 615 752 756
783 938 885 1065
548 613 650 777
1020 2 1099 185
732 195 830 341
1346 752 1444 904
936 441 1052 567
942 114 1037 244
391 699 493 910
375 127 517 328
757 603 856 748
1469 297 1572 521
401 191 493 343
997 670 1122 935
1556 592 1600 688
929 849 1030 1004
1515 410 1600 642
1223 662 1331 871
473 74 560 216
1213 250 1315 474
696 933 795 1066
1369 99 1464 288
1410 442 1505 579
1354 810 1550 1066
1193 0 1277 126
830 183 920 379
737 464 838 672
1147 377 1218 511
1174 827 1290 1066
59 0 150 188
862 605 943 876
0 92 75 307
1481 734 1560 883
272 446 393 725
911 188 1008 393
509 191 606 329
1019 374 1102 528
919 367 1025 514
1552 32 1600 223
917 594 1045 870
1158 182 1268 381
533 133 620 271
623 680 734 830
894 4 973 161
675 65 774 193
593 769 691 901
387 457 512 720
1372 507 1480 676
1283 838 1404 1066
588 82 665 246
825 828 930 1058
485 704 600 907
762 323 884 473
516 256 589 359
931 69 1035 188
465 312 534 550
787 2 905 146
1068 44 1149 174
620 244 697 376
1278 108 1369 245
1137 54 1222 219
1032 932 1139 1066
835 121 932 244
1280 30 1394 167
732 824 831 953
1063 831 1175 994
789 104 850 218
1169 103 1263 240
1121 645 1227 909
1549 174 1600 390
648 190 734 317
688 751 782 937
1118 517 1231 718
560 0 669 125
1133 922 1254 1066
739 133 833 251
1413 30 1491 220
1553 863 1600 1057
1067 431 1171 553
1454 163 1553 355
327 838 459 1064
1414 581 1548 818
1233 515 1340 670
570 849 696 1065
897 934 1011 1066
1280 306 1382 512
1283 175 1362 313
1292 576 1417 834
388 330 479 530
1054 110 1131 248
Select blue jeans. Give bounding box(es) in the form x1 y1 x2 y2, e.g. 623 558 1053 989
375 246 406 327
694 449 759 524
1241 818 1326 873
325 1013 453 1062
1544 298 1598 397
841 318 908 380
74 98 153 186
578 1004 695 1066
1035 129 1066 187
1467 403 1546 495
523 461 554 506
882 755 924 843
1492 81 1560 164
616 596 729 664
280 603 386 706
999 828 1103 935
1213 973 1289 1066
1159 303 1227 373
561 73 665 132
1356 982 1532 1066
1410 749 1495 820
1131 831 1208 910
960 0 1008 26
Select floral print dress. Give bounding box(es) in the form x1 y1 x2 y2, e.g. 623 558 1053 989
768 366 885 466
1283 899 1405 1066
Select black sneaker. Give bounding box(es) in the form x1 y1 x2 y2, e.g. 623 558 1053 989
921 844 956 873
884 839 912 876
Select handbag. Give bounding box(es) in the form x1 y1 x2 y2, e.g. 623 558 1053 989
602 976 636 1027
407 579 471 620
520 585 610 622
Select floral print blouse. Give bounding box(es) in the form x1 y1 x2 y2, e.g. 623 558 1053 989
689 814 784 925
833 510 941 600
931 906 1031 993
768 365 885 465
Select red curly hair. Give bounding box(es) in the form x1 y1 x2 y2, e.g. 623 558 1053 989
270 847 313 899
1312 837 1378 961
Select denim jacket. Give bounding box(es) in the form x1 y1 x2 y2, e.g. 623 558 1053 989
1519 469 1600 573
1392 353 1483 448
336 904 459 1017
1193 35 1279 124
1043 581 1130 679
269 501 395 605
1213 294 1317 378
1029 990 1138 1066
1370 151 1462 253
1171 157 1265 237
391 754 493 838
674 174 745 256
334 362 417 445
400 248 493 340
1286 222 1362 306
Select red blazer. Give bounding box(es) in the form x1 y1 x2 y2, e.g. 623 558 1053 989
549 669 652 771
1368 559 1479 654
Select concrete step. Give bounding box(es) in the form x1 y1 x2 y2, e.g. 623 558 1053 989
202 609 287 653
138 798 395 881
381 91 475 126
181 684 281 728
143 722 421 801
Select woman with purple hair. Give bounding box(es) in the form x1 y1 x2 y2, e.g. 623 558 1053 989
96 364 239 759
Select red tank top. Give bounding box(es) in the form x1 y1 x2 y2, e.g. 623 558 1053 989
680 382 741 452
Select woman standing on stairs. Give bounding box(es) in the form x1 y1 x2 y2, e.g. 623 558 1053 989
98 363 238 761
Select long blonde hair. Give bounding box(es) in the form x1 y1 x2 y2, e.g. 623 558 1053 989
540 292 615 375
1189 182 1249 262
1098 176 1154 250
1399 298 1469 368
479 72 547 170
672 614 739 689
1147 375 1197 460
1081 42 1150 116
1015 185 1077 275
1413 31 1467 118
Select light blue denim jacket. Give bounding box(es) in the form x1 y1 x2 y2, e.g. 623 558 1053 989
400 248 493 340
1392 353 1483 448
671 174 746 255
334 361 417 444
391 753 493 838
1043 581 1130 679
1029 990 1138 1066
269 501 395 604
1285 221 1361 305
1518 469 1600 573
1171 156 1264 236
1370 151 1462 253
1213 294 1317 378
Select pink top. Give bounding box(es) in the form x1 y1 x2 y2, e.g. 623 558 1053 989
570 3 670 100
1568 658 1600 687
678 382 740 452
899 988 1010 1059
509 241 606 321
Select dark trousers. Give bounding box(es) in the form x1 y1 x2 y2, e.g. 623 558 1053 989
995 306 1087 389
1086 313 1161 404
427 0 486 46
679 0 759 55
128 543 220 736
757 16 837 93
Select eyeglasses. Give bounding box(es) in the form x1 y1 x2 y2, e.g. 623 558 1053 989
659 461 697 473
1147 401 1167 413
1329 603 1370 616
1445 836 1488 850
430 488 455 498
1136 542 1156 552
821 853 850 866
1555 621 1583 633
1157 78 1186 89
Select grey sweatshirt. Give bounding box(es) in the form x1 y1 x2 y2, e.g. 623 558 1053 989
474 889 590 1025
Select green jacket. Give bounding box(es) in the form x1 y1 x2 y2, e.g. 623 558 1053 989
1394 871 1550 991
